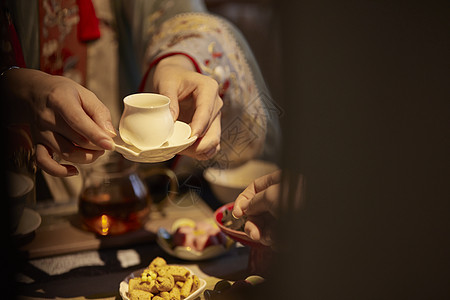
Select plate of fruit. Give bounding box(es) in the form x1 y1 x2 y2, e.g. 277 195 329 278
156 218 235 261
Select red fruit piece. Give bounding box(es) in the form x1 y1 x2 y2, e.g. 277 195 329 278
194 232 220 251
172 226 195 248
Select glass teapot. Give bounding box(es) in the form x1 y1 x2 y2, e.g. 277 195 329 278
79 152 176 235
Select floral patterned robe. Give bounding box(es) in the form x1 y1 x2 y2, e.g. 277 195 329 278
2 0 281 200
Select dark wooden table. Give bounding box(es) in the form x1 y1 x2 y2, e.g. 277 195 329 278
15 197 251 300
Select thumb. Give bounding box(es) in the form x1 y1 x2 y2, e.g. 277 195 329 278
168 95 179 121
78 89 116 137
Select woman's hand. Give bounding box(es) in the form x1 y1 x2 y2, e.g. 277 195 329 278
4 68 116 177
150 55 223 160
232 170 282 246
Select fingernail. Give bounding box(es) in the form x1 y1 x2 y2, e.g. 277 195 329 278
231 210 240 219
99 138 115 151
104 122 117 137
67 166 79 176
206 146 217 157
106 129 117 137
170 108 177 120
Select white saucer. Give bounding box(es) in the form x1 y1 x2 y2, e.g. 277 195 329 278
13 208 41 236
113 121 197 163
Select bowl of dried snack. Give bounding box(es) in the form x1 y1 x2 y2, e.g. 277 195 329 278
119 257 206 300
214 202 263 247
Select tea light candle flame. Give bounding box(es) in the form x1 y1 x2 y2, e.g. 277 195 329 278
101 214 110 235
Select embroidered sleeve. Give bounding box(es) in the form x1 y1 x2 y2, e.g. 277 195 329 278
145 12 281 167
118 1 281 167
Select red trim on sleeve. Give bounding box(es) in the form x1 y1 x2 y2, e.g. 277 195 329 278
138 52 202 92
6 17 26 68
77 0 101 42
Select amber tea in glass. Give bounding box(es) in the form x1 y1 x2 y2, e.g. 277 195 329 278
79 154 150 235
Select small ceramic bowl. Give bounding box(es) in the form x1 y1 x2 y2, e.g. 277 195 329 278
204 160 279 204
214 203 263 248
7 172 34 232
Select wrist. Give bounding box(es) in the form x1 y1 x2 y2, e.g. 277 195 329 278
156 54 197 72
140 53 202 93
147 54 197 92
3 68 48 102
1 68 39 125
0 66 20 77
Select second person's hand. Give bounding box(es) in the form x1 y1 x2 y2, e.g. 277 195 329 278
232 170 282 246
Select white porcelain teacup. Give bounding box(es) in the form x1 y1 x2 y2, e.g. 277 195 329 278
119 93 174 150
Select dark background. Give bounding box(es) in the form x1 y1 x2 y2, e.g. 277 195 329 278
275 0 450 299
214 0 449 298
206 0 283 105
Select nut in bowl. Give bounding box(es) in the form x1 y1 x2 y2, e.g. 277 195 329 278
156 218 234 261
119 257 206 300
214 203 263 248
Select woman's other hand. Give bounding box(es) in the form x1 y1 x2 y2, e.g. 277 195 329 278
150 55 223 161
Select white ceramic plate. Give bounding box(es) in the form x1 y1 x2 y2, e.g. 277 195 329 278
13 208 41 236
203 160 279 203
156 227 234 261
119 266 206 300
113 121 197 163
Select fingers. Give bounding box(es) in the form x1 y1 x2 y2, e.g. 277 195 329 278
232 170 282 218
161 84 180 121
157 73 222 139
232 171 282 245
190 86 223 138
51 87 115 151
38 131 105 164
154 70 181 121
82 91 117 138
36 144 79 177
151 58 223 159
232 182 257 219
179 112 221 160
50 115 103 151
35 129 105 177
245 183 280 217
244 213 276 246
252 170 282 194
